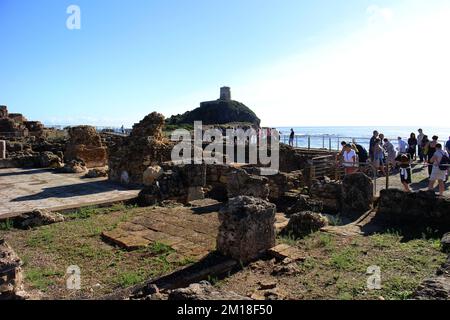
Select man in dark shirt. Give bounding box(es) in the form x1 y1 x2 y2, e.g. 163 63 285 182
355 143 368 163
289 129 295 147
369 130 379 161
446 136 450 154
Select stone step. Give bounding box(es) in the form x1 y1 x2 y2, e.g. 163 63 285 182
268 244 305 262
274 213 289 233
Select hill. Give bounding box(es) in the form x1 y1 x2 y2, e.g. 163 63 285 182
166 87 261 128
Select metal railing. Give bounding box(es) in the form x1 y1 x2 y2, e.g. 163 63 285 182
306 157 382 196
307 155 450 197
280 134 447 152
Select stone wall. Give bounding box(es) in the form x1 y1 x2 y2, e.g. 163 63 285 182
341 173 374 218
227 168 270 200
376 189 450 231
309 173 373 217
8 113 27 123
310 177 343 213
65 126 108 168
0 106 44 138
278 145 311 173
0 118 28 137
24 121 44 137
0 136 65 169
138 162 305 207
109 112 173 185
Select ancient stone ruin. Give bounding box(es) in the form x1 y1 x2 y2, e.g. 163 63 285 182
0 105 44 138
65 125 107 169
217 196 276 263
309 173 373 217
375 189 450 232
0 239 25 300
283 211 329 238
226 168 270 200
109 112 173 185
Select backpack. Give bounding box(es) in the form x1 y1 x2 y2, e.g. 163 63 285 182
439 153 449 171
356 144 368 162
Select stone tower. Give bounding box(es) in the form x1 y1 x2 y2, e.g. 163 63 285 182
220 87 231 101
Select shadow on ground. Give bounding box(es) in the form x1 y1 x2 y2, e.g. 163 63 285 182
102 252 239 300
0 168 53 178
11 180 140 202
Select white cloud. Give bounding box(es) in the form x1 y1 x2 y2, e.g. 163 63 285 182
230 7 450 127
366 5 394 25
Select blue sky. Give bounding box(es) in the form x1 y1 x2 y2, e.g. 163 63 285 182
1 0 450 127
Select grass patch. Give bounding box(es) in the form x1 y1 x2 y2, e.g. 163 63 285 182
328 215 343 226
0 219 13 231
383 276 418 300
312 233 335 250
26 268 64 292
0 206 183 299
65 203 137 220
26 227 55 247
148 242 174 256
113 271 146 288
330 247 360 271
278 232 298 246
220 230 447 300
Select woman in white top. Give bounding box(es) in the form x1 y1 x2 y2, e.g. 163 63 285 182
342 144 358 175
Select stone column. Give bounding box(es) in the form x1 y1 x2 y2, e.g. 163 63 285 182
217 196 276 264
0 140 6 159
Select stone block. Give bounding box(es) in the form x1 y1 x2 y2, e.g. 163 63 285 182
217 196 276 264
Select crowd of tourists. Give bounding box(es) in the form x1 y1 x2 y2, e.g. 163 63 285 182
337 129 450 196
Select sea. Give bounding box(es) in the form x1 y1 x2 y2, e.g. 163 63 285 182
276 126 450 151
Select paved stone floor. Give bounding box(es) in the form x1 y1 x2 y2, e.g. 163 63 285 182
102 203 220 259
0 168 140 219
102 199 289 261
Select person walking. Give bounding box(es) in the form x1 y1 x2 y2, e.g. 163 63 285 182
408 133 418 161
427 136 439 176
417 129 425 162
396 153 412 192
428 144 448 196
